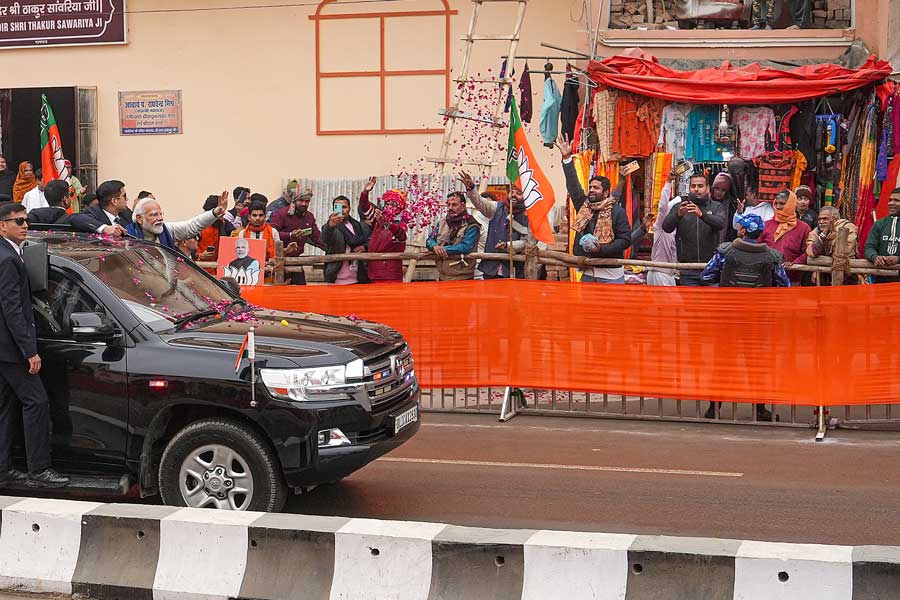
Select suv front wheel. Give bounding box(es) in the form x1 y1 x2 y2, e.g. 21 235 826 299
158 418 287 512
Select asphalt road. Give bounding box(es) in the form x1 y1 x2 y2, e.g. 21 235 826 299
289 413 900 546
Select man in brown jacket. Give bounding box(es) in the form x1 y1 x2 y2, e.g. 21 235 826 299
426 192 481 281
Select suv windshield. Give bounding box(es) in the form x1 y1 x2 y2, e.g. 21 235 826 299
61 240 238 332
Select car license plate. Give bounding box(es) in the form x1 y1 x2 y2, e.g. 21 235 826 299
393 406 418 435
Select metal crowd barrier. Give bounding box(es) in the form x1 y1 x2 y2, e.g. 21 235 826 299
420 387 900 431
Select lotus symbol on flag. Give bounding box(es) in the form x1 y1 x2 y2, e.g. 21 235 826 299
511 147 543 210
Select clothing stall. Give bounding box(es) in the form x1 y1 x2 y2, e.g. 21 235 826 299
513 50 895 265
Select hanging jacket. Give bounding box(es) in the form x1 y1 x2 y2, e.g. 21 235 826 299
559 70 580 141
539 77 562 147
519 64 533 123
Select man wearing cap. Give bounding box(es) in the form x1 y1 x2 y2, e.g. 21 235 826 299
701 213 790 288
266 180 301 221
701 212 787 422
269 186 324 285
795 185 817 230
863 188 900 284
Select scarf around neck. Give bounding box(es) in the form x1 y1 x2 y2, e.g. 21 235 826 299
573 197 615 244
445 210 472 242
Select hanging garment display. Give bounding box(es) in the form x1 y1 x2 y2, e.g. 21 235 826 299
592 88 619 160
519 63 533 123
790 150 808 190
539 76 562 147
560 68 581 141
733 106 777 159
789 101 818 171
657 103 691 161
754 151 796 202
613 93 662 158
685 106 723 162
776 105 799 151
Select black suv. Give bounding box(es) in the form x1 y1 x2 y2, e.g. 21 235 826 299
6 230 420 512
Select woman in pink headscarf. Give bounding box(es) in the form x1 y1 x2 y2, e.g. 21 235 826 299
760 189 810 283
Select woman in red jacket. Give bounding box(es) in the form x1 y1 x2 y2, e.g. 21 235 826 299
760 189 810 284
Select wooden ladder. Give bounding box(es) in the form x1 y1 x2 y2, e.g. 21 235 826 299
428 0 529 176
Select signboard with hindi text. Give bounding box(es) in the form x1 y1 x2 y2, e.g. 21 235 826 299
118 90 183 136
0 0 126 49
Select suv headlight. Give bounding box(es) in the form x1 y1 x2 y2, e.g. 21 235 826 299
260 359 364 401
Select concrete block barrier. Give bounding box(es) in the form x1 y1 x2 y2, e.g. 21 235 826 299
0 495 896 599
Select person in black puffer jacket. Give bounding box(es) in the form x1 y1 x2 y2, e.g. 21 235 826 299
661 172 727 286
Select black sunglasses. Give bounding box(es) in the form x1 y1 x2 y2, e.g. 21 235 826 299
2 217 26 226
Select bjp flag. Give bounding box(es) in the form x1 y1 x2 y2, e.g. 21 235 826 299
40 94 69 185
506 97 556 245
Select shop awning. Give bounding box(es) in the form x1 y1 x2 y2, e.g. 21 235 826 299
587 52 893 104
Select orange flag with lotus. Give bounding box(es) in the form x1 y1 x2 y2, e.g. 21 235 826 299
506 97 556 245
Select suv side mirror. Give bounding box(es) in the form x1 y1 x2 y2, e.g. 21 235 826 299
70 312 117 342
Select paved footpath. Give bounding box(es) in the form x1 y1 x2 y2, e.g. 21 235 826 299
290 413 900 546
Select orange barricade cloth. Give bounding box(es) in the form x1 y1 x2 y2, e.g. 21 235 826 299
241 280 900 406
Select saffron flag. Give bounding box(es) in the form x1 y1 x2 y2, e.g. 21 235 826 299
506 97 556 245
40 94 69 185
234 328 256 373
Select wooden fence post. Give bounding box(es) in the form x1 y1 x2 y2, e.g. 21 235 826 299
273 239 285 285
831 227 850 286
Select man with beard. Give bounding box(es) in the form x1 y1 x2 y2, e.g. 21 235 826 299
863 188 900 284
426 192 481 281
459 171 539 279
557 135 631 283
224 238 261 286
662 172 728 286
269 187 323 285
127 191 228 249
234 198 298 263
357 177 407 283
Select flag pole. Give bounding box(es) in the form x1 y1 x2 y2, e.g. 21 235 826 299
508 183 515 279
249 326 257 408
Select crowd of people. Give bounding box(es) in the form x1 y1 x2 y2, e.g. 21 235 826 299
1 150 898 289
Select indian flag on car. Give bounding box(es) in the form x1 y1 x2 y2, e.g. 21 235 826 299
506 96 556 245
234 328 256 373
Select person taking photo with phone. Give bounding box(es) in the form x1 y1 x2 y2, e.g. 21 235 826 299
321 195 370 285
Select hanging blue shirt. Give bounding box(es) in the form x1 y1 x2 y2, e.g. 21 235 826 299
685 106 724 162
539 77 562 147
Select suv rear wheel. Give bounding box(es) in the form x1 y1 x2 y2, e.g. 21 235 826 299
159 418 287 512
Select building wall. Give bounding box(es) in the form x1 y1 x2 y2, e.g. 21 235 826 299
0 0 587 221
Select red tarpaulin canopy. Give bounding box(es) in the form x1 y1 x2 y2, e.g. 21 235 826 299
587 52 893 105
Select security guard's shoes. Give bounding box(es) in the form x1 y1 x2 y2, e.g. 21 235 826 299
26 468 70 488
0 469 26 486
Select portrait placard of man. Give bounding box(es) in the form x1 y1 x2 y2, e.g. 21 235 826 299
217 237 266 286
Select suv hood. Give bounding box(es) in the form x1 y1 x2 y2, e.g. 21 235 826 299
164 308 405 367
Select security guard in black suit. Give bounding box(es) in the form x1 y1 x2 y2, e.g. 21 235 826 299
0 202 68 488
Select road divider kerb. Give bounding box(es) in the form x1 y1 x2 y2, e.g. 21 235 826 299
0 496 894 599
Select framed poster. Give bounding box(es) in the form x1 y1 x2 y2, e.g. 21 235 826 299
118 90 183 135
217 237 266 287
0 0 127 50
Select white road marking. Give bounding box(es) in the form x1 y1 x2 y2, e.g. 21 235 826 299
378 457 743 478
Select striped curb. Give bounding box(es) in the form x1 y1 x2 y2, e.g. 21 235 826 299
0 496 894 599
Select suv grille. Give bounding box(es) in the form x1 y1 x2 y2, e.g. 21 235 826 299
361 344 416 410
